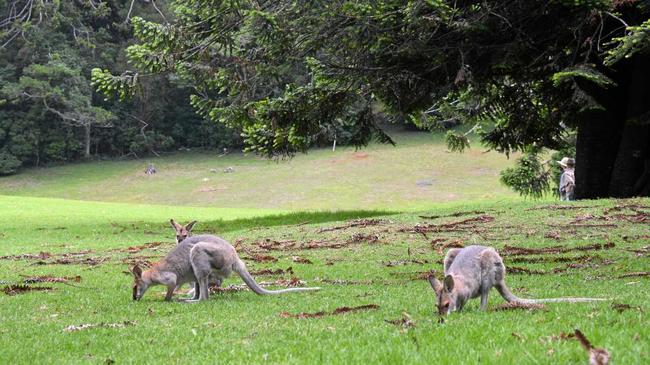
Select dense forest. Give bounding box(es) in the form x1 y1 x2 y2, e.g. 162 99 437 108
0 0 240 175
2 1 650 199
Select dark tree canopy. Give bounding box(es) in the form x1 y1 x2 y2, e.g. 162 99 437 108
0 0 241 175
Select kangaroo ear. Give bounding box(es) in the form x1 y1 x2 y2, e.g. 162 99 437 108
132 265 142 278
428 275 444 293
170 219 181 231
443 275 455 292
185 220 197 232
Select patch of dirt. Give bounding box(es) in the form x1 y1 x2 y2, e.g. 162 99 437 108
279 304 379 319
3 284 55 296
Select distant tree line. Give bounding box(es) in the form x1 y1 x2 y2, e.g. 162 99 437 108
0 1 241 175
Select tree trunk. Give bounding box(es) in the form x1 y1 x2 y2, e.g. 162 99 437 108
609 55 650 197
84 124 91 158
574 109 623 199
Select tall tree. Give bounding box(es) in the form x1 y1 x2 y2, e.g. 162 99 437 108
93 0 650 198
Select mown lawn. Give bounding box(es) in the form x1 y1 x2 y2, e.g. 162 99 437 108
0 197 648 364
0 130 520 210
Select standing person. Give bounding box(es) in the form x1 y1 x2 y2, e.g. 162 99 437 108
557 157 575 201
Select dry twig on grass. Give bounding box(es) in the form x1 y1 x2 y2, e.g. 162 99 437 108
574 329 611 365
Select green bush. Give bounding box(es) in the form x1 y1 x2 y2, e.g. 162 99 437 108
0 151 22 175
500 152 551 199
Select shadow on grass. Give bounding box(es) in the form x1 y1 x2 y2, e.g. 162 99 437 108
197 210 398 234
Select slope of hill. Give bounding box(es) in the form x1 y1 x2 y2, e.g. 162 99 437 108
0 131 521 210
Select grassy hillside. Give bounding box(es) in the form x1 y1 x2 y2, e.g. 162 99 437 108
0 131 520 210
0 197 648 364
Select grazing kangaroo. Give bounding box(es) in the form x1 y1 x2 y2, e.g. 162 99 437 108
170 219 197 244
428 245 605 315
131 235 320 301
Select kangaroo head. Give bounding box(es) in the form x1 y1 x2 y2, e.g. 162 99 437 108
170 219 197 244
131 264 150 301
428 274 457 315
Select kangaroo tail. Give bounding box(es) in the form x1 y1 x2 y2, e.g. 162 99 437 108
233 260 321 295
495 281 606 304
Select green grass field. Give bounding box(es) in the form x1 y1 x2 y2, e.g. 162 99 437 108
1 132 648 364
0 130 520 210
0 196 648 364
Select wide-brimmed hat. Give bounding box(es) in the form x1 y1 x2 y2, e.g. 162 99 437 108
557 157 575 168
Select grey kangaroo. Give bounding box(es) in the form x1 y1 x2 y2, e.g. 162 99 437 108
428 245 605 315
170 219 197 244
132 235 321 301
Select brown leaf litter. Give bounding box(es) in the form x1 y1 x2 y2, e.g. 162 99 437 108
493 302 547 312
389 269 437 281
63 320 136 332
617 272 650 278
244 254 278 263
248 267 294 276
254 235 379 252
506 266 547 275
508 254 598 264
317 219 390 233
603 203 649 215
385 312 416 330
526 204 598 211
383 258 430 267
292 256 312 264
118 242 165 253
418 210 488 220
22 275 81 283
3 284 55 296
0 252 53 260
501 242 615 256
279 304 380 319
209 277 308 293
610 302 643 313
398 215 495 236
430 238 465 254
